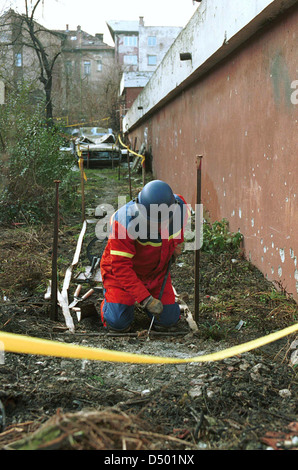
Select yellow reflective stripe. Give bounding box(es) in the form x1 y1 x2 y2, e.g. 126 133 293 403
169 229 182 240
137 239 162 247
110 250 134 259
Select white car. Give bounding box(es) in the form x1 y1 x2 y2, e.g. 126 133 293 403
75 127 121 167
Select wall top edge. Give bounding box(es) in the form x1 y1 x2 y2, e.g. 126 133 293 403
123 0 297 133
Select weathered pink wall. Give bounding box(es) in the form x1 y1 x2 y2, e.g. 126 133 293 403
128 6 298 300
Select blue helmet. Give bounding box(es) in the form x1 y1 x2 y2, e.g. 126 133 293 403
137 180 176 222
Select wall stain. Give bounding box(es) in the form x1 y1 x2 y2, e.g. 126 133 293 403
270 52 293 109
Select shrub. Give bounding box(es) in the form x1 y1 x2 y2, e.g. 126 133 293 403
202 219 243 254
0 85 78 224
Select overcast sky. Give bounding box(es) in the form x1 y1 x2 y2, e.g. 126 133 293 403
3 0 199 45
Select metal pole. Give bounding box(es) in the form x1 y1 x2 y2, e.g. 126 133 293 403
127 150 132 199
118 150 121 180
194 155 203 326
142 159 145 187
147 257 173 339
80 158 85 223
51 180 60 321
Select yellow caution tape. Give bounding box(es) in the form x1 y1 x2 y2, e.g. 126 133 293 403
117 134 145 165
0 323 297 364
77 146 87 181
56 118 111 128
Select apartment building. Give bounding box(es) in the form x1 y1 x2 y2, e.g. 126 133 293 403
0 9 63 103
0 10 115 122
107 16 182 73
107 16 182 129
56 25 115 84
0 10 182 126
54 25 115 122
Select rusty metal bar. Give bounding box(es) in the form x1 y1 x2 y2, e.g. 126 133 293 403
142 159 145 187
194 155 203 326
127 150 132 199
118 150 121 180
80 158 85 223
51 180 60 321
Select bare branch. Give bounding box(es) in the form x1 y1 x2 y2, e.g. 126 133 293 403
31 0 43 20
0 3 62 123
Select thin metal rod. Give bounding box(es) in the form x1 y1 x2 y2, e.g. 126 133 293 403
194 155 203 326
146 315 155 340
51 180 60 321
80 158 85 223
147 257 173 339
118 149 121 180
127 150 132 199
142 156 145 187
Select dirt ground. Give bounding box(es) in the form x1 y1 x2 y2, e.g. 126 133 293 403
0 166 297 451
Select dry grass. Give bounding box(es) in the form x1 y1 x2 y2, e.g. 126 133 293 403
0 227 51 294
2 408 197 450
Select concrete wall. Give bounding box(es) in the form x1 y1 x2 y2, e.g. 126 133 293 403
138 25 182 72
123 0 298 300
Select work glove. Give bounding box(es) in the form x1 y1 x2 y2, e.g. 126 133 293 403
141 295 163 318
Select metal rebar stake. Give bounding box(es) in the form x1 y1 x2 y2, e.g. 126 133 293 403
51 180 60 321
194 155 203 326
127 150 132 199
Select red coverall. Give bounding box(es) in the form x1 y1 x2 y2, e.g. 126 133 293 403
100 194 188 330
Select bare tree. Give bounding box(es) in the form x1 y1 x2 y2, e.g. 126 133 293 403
0 1 63 124
60 61 122 131
96 62 122 131
23 0 62 123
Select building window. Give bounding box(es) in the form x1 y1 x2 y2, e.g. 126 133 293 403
124 55 138 65
15 52 22 67
124 36 137 47
148 55 157 66
96 59 102 71
84 61 91 75
148 36 156 46
65 60 72 76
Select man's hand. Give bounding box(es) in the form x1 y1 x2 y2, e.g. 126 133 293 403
141 295 163 317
